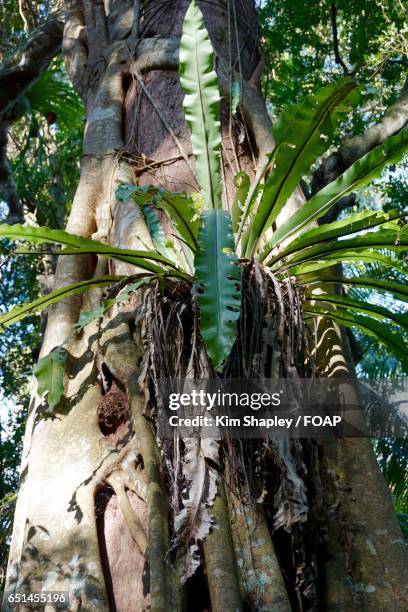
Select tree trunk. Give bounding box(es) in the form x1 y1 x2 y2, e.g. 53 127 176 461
5 2 407 611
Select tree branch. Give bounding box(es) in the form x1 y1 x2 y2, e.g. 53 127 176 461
0 123 23 223
0 13 64 223
0 13 64 119
312 79 408 222
330 4 349 75
62 0 88 99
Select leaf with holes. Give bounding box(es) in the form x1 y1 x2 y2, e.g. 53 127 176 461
141 205 179 261
231 81 240 116
194 209 241 371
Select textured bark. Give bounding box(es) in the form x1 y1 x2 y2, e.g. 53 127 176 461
322 438 408 610
229 492 291 611
312 311 408 610
203 483 243 612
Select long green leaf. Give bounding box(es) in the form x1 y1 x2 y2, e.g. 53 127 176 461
289 251 408 276
268 209 404 265
119 184 200 252
0 276 122 331
19 245 184 275
245 78 359 255
305 294 408 329
272 226 408 270
194 209 241 371
0 223 183 275
180 0 222 209
303 305 408 370
260 126 408 259
0 223 89 247
298 276 408 301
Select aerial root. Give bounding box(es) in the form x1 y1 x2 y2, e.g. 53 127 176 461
107 471 148 555
129 392 172 612
229 492 292 611
203 482 243 612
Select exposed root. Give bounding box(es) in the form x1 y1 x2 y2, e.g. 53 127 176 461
129 391 171 612
228 492 291 611
107 472 148 555
203 482 243 612
97 314 172 609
